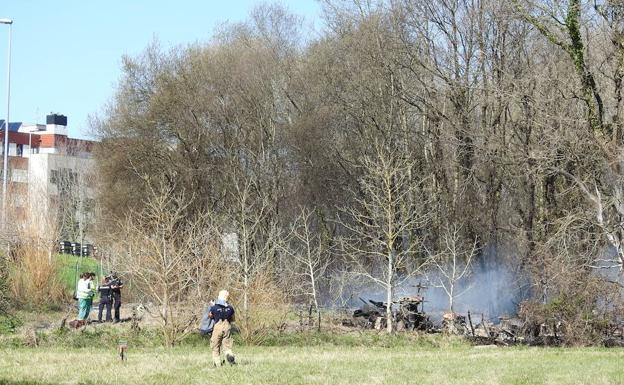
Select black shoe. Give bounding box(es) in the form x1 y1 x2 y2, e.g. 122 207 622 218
113 320 120 324
226 354 236 365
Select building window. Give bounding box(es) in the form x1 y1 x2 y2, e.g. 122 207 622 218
16 144 23 156
11 169 28 183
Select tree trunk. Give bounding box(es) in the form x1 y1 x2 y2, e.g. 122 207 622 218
386 252 393 333
309 261 321 332
449 284 454 313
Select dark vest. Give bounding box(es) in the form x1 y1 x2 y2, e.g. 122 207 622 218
98 285 112 301
210 303 235 322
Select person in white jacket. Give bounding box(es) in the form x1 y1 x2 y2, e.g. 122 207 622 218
76 272 95 321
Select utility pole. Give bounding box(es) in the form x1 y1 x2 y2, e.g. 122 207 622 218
0 18 12 234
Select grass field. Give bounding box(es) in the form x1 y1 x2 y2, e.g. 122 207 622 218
0 345 623 385
56 254 102 293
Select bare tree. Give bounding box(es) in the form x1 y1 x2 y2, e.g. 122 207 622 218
513 0 624 271
340 140 430 333
281 207 331 331
110 181 220 347
221 176 284 331
427 225 478 313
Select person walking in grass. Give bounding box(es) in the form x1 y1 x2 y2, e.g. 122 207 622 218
209 290 236 367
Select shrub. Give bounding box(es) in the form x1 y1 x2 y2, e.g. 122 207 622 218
0 255 11 314
234 271 291 345
0 314 22 335
8 242 68 309
520 270 623 345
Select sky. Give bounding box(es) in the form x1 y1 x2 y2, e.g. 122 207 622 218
0 1 321 139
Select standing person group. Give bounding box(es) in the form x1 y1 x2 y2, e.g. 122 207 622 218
74 271 123 325
209 290 236 367
96 272 124 323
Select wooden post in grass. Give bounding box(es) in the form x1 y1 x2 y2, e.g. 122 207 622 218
467 311 475 337
118 340 128 361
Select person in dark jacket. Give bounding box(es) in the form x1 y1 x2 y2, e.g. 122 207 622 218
109 273 124 323
209 290 235 366
97 277 113 322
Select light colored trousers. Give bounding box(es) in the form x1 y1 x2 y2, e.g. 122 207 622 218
210 320 234 366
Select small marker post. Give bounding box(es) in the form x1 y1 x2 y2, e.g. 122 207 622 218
118 340 128 362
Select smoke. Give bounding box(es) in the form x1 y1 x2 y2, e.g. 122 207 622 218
326 244 530 322
413 266 523 320
415 245 529 320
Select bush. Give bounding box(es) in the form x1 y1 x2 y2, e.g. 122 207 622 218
8 243 68 309
0 314 22 335
520 271 623 345
234 271 291 345
0 257 11 314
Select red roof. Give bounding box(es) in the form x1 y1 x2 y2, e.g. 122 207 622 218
0 132 95 152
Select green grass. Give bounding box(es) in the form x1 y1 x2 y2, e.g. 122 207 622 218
0 344 622 385
0 323 467 349
0 315 21 335
56 254 102 293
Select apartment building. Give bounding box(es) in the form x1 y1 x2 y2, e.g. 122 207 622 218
0 114 96 241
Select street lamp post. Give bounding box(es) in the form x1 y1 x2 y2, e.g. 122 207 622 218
0 18 12 230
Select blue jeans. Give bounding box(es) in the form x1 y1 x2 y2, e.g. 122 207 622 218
78 298 92 320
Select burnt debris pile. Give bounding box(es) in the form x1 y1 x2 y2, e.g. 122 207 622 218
342 291 624 347
346 296 433 331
